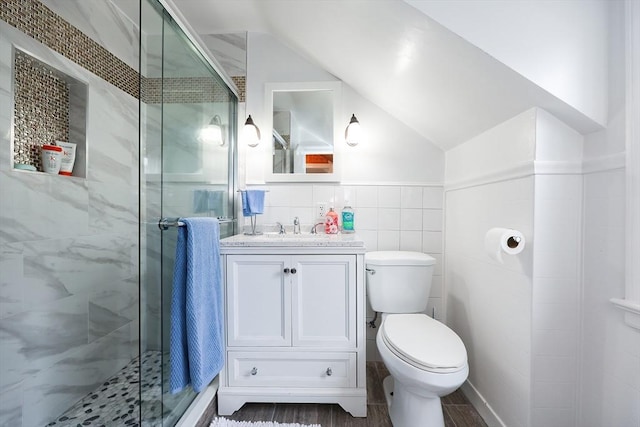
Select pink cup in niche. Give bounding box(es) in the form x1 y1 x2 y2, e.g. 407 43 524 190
41 144 63 174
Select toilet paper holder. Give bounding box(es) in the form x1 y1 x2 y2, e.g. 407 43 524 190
485 228 526 263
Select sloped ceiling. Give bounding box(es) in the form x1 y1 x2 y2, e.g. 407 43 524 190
159 0 602 151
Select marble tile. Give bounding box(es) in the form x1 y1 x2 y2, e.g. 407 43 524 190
0 12 141 427
0 246 24 319
141 34 164 79
88 301 131 342
88 275 139 325
40 0 139 71
88 181 137 234
0 380 23 426
21 235 133 302
23 323 134 427
86 84 138 186
0 318 25 391
0 294 88 386
201 33 247 78
0 171 90 245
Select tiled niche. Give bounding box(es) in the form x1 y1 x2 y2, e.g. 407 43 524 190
12 48 87 177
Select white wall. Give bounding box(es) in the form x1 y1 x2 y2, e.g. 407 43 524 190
445 107 585 426
530 110 584 427
407 0 608 127
445 109 536 426
579 2 640 426
243 32 444 186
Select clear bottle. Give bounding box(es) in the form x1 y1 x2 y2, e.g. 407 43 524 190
341 204 355 233
325 207 339 234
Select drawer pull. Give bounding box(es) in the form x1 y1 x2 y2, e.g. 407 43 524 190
250 367 258 376
326 367 332 376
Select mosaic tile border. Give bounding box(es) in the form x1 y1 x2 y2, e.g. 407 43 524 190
232 76 246 103
142 76 236 105
0 0 139 98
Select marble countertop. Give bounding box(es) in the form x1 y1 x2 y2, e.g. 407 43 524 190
220 232 365 247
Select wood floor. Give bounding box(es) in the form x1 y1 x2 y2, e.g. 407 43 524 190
197 362 487 427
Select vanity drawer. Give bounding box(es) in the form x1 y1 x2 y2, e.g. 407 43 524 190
227 351 356 388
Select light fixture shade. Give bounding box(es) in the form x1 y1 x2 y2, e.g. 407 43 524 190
345 114 361 147
243 115 261 147
198 115 224 146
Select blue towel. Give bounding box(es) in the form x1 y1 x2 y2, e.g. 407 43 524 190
170 217 224 394
241 190 265 217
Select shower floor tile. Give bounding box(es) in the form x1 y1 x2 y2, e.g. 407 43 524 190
46 351 171 427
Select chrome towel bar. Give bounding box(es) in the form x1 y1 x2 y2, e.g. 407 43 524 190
158 217 236 231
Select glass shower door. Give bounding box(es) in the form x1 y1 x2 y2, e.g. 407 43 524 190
140 0 237 425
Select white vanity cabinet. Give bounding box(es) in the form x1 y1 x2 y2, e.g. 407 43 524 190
217 236 367 417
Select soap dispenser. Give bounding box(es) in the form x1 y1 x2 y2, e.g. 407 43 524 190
325 207 339 234
341 204 354 233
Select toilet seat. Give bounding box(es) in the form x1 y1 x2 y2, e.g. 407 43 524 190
380 314 467 374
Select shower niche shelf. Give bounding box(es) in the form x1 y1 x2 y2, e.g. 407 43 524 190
12 48 88 178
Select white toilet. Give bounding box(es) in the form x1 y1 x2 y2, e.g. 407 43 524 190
365 251 469 427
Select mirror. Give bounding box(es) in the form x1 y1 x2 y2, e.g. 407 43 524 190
265 81 342 182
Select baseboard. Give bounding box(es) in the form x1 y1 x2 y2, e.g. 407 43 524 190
460 380 506 427
176 377 219 427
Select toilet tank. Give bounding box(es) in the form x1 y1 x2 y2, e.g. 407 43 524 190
365 251 436 313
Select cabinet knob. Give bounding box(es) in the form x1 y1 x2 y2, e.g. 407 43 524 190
290 268 297 274
283 268 290 274
326 367 332 376
250 367 258 376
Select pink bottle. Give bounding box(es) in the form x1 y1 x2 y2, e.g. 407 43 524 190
324 207 339 234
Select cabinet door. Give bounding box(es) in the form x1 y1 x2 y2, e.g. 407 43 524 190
292 255 356 348
226 255 291 346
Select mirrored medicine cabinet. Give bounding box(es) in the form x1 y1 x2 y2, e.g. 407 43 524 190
264 81 342 182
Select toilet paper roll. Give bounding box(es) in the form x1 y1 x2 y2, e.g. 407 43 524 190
484 228 525 263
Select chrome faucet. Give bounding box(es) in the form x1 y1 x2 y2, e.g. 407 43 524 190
293 217 301 234
310 222 324 234
276 222 286 234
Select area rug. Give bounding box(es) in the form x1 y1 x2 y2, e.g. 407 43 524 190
209 418 321 427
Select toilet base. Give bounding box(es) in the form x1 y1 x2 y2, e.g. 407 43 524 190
382 375 445 427
382 375 394 408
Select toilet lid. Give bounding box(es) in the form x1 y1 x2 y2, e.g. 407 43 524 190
381 314 467 373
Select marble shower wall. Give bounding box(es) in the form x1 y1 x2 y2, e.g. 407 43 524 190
0 16 139 427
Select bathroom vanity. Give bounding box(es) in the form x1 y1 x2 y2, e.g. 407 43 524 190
217 233 367 417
